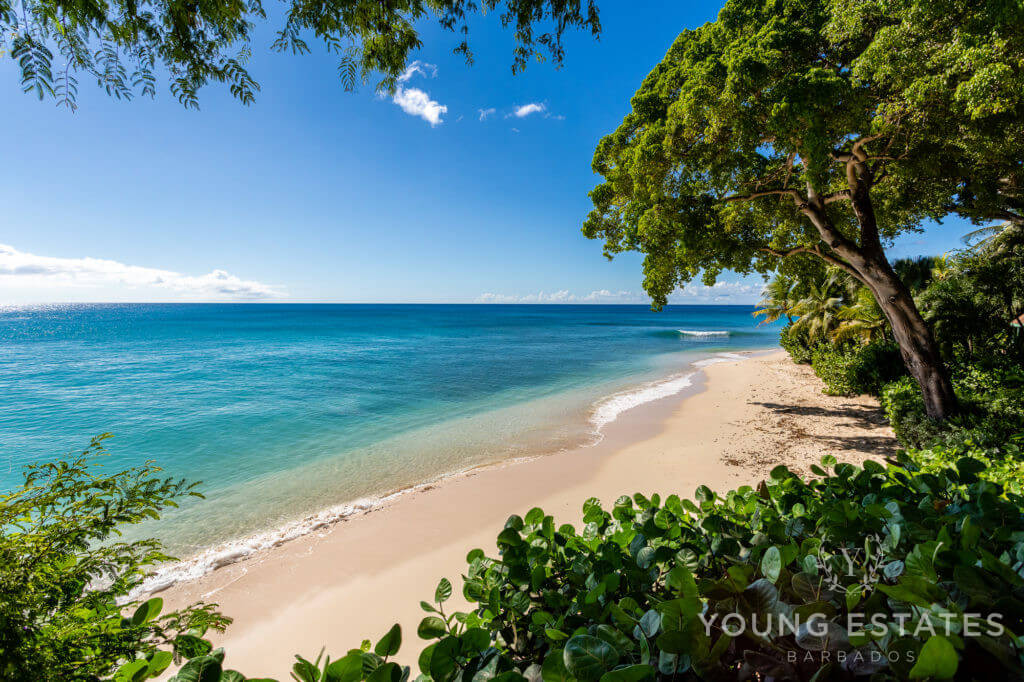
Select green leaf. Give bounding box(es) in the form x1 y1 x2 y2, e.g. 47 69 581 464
761 546 782 583
418 616 447 640
147 651 174 676
563 635 619 682
599 664 655 682
171 655 222 682
635 546 656 569
435 577 453 603
429 637 461 682
367 662 402 682
325 653 364 682
541 649 572 682
131 597 163 626
374 623 402 657
909 635 958 679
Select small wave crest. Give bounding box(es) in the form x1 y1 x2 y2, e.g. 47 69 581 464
128 485 429 599
677 329 730 337
589 352 748 430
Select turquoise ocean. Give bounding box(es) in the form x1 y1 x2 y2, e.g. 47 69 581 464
0 304 777 589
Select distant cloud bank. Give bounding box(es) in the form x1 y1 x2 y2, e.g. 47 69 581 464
0 243 284 300
475 281 762 304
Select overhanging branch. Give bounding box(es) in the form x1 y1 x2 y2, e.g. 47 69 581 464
759 245 867 285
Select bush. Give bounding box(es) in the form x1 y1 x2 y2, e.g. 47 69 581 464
0 436 230 682
810 341 905 396
904 435 1024 497
779 323 815 365
880 365 1024 450
172 457 1024 682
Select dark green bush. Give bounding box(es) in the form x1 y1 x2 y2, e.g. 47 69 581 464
904 435 1024 497
881 366 1024 450
167 457 1024 682
810 341 905 396
779 323 816 365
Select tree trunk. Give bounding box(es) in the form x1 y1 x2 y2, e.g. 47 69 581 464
801 165 959 420
857 255 958 420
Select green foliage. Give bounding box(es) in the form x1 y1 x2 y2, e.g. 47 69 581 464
779 323 816 365
918 226 1024 364
159 457 1024 682
0 436 230 681
2 0 600 109
583 0 1023 306
269 459 1024 681
904 436 1024 498
881 365 1024 450
810 341 905 397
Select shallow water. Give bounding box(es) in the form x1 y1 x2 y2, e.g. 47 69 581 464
0 303 778 556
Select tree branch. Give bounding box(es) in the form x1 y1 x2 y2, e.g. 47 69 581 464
759 245 867 285
723 188 804 205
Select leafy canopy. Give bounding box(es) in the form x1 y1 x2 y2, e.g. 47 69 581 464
583 0 1024 307
2 0 600 109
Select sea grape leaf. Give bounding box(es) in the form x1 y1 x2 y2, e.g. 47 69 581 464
908 635 958 679
374 624 402 657
564 635 619 682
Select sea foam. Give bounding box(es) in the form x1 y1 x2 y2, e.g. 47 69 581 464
589 352 748 430
677 329 730 337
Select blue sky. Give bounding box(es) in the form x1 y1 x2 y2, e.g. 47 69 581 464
0 1 973 305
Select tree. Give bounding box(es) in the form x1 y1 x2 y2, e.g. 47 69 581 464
752 272 798 324
787 270 846 343
832 286 887 345
2 0 600 109
0 435 229 681
583 0 1023 419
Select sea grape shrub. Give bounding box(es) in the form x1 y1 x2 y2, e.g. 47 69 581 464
810 341 904 397
431 459 1024 681
129 457 1024 682
0 436 231 682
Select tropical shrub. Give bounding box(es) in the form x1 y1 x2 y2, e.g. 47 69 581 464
881 366 1024 450
917 227 1024 365
0 436 230 682
779 324 816 365
169 457 1024 682
810 341 905 397
904 436 1024 497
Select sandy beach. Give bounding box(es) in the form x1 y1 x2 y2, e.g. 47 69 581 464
161 350 898 678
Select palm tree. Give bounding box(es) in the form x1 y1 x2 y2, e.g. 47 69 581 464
962 221 1013 251
831 287 888 345
789 271 847 342
753 274 798 324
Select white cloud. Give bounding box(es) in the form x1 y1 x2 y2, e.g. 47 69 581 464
475 281 763 305
0 243 285 300
397 60 437 83
511 102 546 118
478 107 496 121
475 289 641 304
670 281 762 303
390 60 447 126
392 87 448 126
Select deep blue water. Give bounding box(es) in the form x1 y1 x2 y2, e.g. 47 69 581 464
0 303 777 553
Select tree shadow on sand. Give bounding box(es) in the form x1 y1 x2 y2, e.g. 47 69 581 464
750 401 900 458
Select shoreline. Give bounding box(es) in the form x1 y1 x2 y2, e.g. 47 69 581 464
160 350 898 678
135 349 757 597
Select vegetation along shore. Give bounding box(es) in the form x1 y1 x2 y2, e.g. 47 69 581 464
3 0 1024 680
